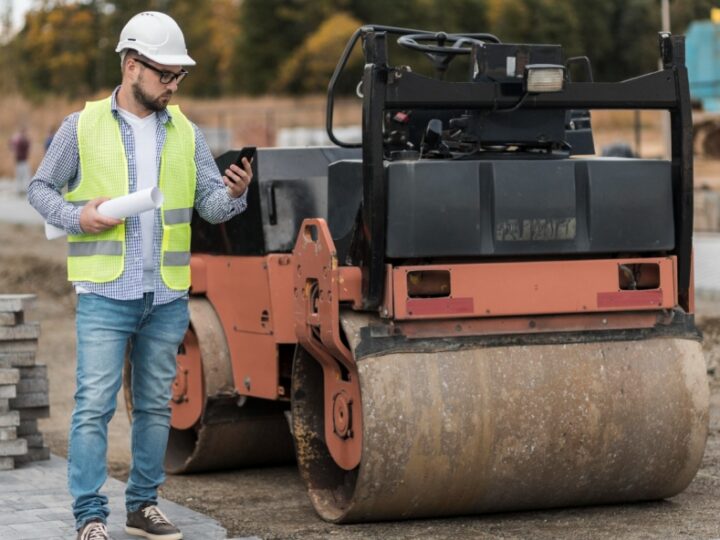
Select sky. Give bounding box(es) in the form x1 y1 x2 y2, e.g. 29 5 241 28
8 0 33 32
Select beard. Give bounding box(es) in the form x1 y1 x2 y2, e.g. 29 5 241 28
131 77 172 112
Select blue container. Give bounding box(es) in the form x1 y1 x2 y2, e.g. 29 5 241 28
687 20 720 111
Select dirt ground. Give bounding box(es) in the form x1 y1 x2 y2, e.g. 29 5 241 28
3 221 720 540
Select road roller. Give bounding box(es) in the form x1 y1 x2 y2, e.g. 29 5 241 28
125 26 709 522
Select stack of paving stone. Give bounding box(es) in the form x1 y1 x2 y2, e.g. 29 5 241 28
0 294 50 469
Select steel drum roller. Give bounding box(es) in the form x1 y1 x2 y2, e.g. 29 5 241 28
125 298 295 474
293 328 708 522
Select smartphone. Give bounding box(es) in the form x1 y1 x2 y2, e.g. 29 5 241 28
235 146 256 168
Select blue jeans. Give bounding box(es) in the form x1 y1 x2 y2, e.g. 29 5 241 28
68 293 189 529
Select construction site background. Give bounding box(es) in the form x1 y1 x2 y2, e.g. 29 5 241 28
0 93 362 177
0 92 691 173
7 95 720 234
1 113 720 537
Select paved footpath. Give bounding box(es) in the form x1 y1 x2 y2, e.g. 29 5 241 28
0 180 44 226
0 455 255 540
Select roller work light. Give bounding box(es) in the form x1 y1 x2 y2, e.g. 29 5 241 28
524 64 566 93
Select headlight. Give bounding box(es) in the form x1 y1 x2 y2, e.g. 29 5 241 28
524 64 565 93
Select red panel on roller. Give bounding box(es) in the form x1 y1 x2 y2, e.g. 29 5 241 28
597 290 664 308
406 297 475 316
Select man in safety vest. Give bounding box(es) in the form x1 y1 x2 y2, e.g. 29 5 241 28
27 11 251 540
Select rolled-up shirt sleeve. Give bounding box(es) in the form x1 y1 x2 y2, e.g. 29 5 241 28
192 124 247 224
27 114 84 235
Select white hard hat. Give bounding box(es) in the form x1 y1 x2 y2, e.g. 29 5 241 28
116 11 196 66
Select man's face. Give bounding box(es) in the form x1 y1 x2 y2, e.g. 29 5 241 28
128 56 186 112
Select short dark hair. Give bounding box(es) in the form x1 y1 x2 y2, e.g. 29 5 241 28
120 49 138 68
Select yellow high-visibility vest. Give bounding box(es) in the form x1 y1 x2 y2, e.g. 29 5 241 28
66 96 196 290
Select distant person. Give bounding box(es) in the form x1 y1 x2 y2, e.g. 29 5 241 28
601 141 637 158
9 127 30 193
27 11 253 540
44 125 56 153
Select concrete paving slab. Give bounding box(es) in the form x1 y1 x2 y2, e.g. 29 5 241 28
694 233 720 317
0 454 234 539
696 233 720 289
0 181 44 226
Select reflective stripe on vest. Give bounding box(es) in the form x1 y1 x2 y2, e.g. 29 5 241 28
68 241 124 257
67 97 196 289
164 251 191 266
163 207 193 225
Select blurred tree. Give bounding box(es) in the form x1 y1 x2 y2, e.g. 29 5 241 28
489 0 658 82
273 12 363 94
489 0 580 53
1 0 12 43
16 3 99 98
347 0 487 31
233 0 345 94
572 1 617 82
606 0 659 81
573 0 717 82
0 0 17 93
5 0 718 97
672 0 718 32
205 0 241 96
487 0 532 43
165 0 224 96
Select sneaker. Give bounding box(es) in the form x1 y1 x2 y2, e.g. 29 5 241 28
77 519 110 540
125 503 183 540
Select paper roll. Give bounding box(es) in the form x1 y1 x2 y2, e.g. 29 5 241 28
45 187 164 240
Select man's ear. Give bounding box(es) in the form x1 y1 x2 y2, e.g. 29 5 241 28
122 55 139 79
121 53 138 78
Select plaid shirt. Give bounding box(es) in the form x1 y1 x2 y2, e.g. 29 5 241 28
28 88 247 305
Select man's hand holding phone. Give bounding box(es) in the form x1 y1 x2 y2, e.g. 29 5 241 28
224 147 255 198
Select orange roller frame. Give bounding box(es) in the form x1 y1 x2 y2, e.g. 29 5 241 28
392 257 677 320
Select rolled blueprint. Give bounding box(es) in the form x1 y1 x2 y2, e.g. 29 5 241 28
45 187 164 240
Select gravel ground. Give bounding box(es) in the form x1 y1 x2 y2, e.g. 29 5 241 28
2 221 720 539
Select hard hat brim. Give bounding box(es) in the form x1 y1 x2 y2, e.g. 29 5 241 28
116 45 196 67
141 52 196 67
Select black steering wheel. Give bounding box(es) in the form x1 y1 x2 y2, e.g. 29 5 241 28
397 32 499 75
397 32 492 55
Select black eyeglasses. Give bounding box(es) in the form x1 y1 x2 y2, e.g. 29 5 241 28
134 58 188 84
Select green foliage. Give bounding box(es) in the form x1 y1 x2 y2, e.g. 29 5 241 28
609 0 660 81
232 0 343 94
4 0 720 97
165 0 226 97
672 0 719 32
273 12 363 94
15 4 100 98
